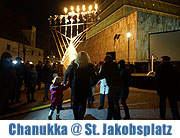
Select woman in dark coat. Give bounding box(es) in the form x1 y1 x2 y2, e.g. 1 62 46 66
69 51 98 120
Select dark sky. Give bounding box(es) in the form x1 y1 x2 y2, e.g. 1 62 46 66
1 0 94 53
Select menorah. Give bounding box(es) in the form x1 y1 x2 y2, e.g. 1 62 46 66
48 4 99 68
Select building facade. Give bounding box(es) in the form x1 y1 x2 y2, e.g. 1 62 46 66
77 0 180 63
0 7 44 65
0 36 43 65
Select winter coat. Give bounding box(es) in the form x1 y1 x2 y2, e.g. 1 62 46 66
119 67 130 99
69 63 98 100
0 60 17 88
35 64 43 82
42 66 53 83
99 61 122 87
27 71 37 87
50 83 70 106
99 79 109 95
63 62 76 87
155 62 179 96
14 63 26 82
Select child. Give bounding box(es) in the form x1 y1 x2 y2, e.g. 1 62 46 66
26 64 37 103
48 76 70 120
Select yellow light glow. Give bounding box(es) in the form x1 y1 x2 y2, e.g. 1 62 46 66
61 41 77 69
89 5 92 11
70 6 74 12
64 7 68 14
77 5 80 12
82 5 86 11
127 32 131 38
95 3 98 10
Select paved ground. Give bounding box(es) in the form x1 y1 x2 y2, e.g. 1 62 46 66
1 84 180 120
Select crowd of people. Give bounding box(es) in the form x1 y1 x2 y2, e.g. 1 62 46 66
0 52 60 114
0 51 180 120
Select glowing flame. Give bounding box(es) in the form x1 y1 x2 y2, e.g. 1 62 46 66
70 6 74 12
77 5 80 12
82 5 86 11
64 7 68 14
95 3 98 10
89 5 92 11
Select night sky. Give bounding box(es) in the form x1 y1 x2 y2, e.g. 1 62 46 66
1 0 94 54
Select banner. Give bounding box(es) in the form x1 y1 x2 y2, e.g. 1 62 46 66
0 120 179 138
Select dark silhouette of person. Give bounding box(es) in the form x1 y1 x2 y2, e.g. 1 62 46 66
26 64 37 103
0 52 16 114
42 61 53 102
99 55 122 120
35 61 43 90
118 60 131 119
14 57 26 103
68 51 98 120
156 56 180 120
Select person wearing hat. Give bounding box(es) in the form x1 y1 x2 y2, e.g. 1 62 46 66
156 56 180 120
0 52 16 114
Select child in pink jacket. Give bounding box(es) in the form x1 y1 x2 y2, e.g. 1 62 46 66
48 76 70 120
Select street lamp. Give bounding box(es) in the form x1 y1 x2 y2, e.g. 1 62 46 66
126 32 131 65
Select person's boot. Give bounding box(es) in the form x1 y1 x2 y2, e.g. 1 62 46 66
124 115 130 120
48 110 53 120
56 114 61 120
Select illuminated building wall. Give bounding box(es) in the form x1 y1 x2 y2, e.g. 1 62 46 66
77 0 180 63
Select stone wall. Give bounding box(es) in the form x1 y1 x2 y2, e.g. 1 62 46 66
77 10 180 63
136 11 180 62
77 11 137 63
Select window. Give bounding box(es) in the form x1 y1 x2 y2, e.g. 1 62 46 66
39 51 41 56
7 44 11 51
32 50 34 55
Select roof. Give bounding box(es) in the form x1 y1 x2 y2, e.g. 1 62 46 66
0 6 31 45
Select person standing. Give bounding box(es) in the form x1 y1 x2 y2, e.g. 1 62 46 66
35 61 43 90
98 61 109 110
99 55 122 120
156 56 180 120
26 64 37 102
69 51 98 120
42 61 53 102
118 60 131 119
0 52 16 114
14 57 26 103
